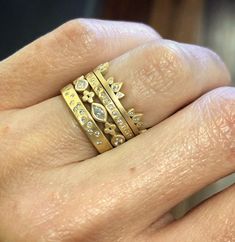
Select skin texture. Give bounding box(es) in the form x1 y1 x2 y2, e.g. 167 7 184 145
0 19 234 242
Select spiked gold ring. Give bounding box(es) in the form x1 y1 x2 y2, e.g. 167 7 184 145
61 62 144 153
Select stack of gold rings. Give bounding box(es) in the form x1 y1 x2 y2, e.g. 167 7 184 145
61 63 144 153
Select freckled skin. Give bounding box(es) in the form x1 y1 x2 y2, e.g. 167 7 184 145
0 19 234 242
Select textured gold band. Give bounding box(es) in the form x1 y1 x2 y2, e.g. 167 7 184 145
61 84 113 153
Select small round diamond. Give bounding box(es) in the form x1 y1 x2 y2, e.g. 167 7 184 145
97 87 103 92
111 134 125 147
80 116 87 124
112 111 118 116
107 104 115 110
87 129 93 135
79 109 85 115
94 131 100 137
87 121 93 128
73 106 79 112
101 92 106 98
117 119 123 125
70 100 75 106
103 99 110 105
133 116 140 122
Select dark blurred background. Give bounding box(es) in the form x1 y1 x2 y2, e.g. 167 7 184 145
0 0 235 215
0 0 235 80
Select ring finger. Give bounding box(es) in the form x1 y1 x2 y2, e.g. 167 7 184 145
1 38 231 169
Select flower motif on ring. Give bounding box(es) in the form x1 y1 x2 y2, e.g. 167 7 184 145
82 90 95 103
104 122 116 136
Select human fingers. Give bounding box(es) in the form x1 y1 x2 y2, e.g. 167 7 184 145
54 87 235 237
149 184 235 242
3 39 230 169
107 40 231 127
1 86 235 241
0 19 159 110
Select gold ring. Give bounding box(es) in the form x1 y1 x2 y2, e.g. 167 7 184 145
85 72 134 140
94 63 144 135
61 62 144 153
61 84 113 153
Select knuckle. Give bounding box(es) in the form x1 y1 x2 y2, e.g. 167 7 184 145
204 87 235 126
198 87 235 155
202 47 231 85
134 40 191 99
55 18 98 54
203 46 223 63
134 22 161 38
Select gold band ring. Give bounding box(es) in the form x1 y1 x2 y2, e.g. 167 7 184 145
85 72 134 140
94 63 144 134
61 63 144 153
61 84 113 153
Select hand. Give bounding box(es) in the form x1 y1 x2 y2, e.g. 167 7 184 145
0 19 234 242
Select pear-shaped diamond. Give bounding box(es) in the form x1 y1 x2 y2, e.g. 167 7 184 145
74 77 89 92
107 77 114 85
111 82 123 93
128 108 135 117
97 62 109 74
116 91 125 99
91 103 107 123
133 114 143 123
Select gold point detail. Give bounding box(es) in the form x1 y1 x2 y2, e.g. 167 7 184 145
96 62 109 74
116 91 125 99
133 113 143 123
127 108 144 128
111 82 123 93
128 108 135 117
107 77 114 85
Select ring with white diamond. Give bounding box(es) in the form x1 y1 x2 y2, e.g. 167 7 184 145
61 84 113 153
85 72 134 140
61 62 144 153
73 73 130 147
94 62 144 135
